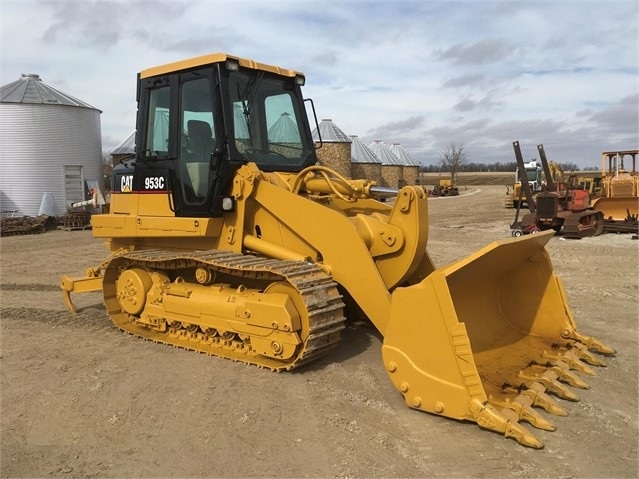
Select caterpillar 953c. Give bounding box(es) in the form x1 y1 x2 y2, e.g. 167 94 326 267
61 53 615 449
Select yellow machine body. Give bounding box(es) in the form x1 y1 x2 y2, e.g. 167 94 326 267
591 149 639 221
61 53 614 449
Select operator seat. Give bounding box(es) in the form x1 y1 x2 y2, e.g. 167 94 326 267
185 120 214 200
187 120 215 162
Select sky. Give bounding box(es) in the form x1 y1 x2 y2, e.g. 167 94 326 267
2 0 638 168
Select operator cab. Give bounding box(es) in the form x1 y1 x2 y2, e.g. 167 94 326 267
134 53 317 216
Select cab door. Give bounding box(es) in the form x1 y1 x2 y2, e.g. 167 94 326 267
137 72 224 217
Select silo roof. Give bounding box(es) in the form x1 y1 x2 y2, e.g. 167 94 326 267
0 73 100 111
268 112 301 142
369 140 402 165
312 119 352 143
111 130 136 155
350 136 381 164
390 143 420 166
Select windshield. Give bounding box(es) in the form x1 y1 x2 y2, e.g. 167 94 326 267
525 169 539 182
229 70 311 170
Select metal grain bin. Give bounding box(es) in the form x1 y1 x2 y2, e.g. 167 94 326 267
312 119 352 179
350 135 382 184
369 140 403 188
0 74 102 216
390 143 421 186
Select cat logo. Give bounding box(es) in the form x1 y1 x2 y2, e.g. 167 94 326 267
120 175 134 193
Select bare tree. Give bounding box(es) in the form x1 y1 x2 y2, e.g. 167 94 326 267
439 143 468 185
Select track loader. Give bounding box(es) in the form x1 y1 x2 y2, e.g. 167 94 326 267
61 53 615 448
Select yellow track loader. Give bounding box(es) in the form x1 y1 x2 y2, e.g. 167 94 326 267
61 53 615 448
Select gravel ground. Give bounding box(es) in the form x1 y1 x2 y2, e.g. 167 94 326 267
1 185 637 478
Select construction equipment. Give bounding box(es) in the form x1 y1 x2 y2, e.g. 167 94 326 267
591 150 638 228
430 177 459 196
511 142 604 238
505 159 541 208
60 53 615 448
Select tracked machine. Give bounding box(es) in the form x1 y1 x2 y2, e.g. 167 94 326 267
61 53 615 448
591 150 639 234
511 142 604 238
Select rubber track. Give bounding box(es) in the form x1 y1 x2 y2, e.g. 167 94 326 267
102 249 346 371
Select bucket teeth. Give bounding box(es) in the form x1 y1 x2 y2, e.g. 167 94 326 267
542 349 596 376
563 330 617 356
523 360 590 389
568 342 609 367
501 381 568 416
519 382 569 416
517 369 580 402
470 399 543 449
488 395 556 431
536 361 591 389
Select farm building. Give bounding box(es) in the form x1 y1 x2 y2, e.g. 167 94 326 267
390 143 421 185
111 130 135 164
369 140 404 188
350 135 382 181
0 74 102 216
311 119 352 179
310 119 421 188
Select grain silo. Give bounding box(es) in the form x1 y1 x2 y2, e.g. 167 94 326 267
311 119 352 178
390 143 421 186
111 130 135 164
0 73 102 216
369 140 404 188
350 135 382 183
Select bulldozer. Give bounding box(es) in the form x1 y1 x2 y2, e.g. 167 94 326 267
591 150 638 223
430 177 459 196
61 53 615 449
511 142 604 238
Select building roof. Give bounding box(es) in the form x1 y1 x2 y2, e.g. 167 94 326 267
312 119 351 143
111 130 136 155
0 73 100 111
268 112 301 143
389 143 420 166
350 135 381 164
368 140 402 165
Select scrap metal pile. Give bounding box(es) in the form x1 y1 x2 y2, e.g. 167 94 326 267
0 215 57 237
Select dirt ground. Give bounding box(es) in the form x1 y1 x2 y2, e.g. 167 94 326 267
1 185 637 478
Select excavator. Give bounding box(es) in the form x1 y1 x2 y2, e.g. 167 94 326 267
60 53 615 449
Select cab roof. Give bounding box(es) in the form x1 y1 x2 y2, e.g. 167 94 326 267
139 52 303 79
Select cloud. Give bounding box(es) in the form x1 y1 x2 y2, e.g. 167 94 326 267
579 94 639 137
435 38 518 66
453 95 502 113
442 74 486 89
1 0 636 167
366 116 426 139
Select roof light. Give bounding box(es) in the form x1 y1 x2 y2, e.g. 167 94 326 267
226 59 240 71
295 74 305 86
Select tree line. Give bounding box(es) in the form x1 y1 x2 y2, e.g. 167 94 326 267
423 143 598 184
419 161 592 173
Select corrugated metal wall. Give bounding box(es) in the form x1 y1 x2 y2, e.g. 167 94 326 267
0 104 102 216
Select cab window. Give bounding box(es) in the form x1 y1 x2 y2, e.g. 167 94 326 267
179 77 216 203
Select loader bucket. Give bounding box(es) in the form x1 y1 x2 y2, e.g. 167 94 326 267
382 230 614 448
